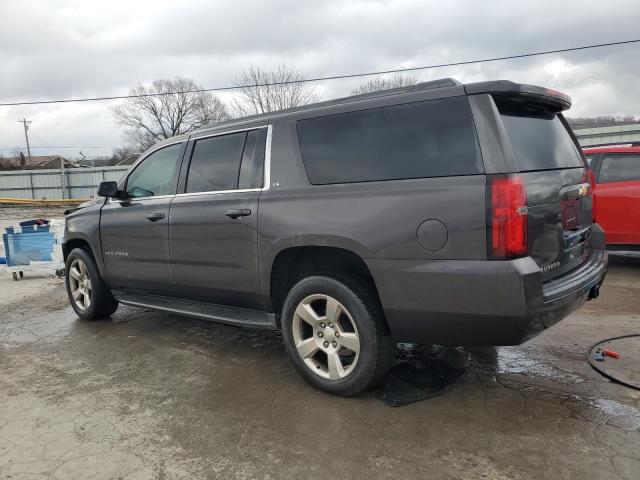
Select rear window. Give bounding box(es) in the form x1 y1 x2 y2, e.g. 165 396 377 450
498 102 584 171
296 96 483 185
599 154 640 183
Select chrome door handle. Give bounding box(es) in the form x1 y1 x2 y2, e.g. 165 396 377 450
225 209 251 219
145 212 165 222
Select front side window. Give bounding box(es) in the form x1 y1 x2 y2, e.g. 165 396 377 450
126 143 182 198
296 96 483 185
599 154 640 183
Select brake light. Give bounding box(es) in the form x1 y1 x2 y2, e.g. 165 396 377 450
586 168 597 222
489 175 528 258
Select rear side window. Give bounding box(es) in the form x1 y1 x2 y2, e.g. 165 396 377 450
186 132 246 193
599 154 640 183
497 102 584 171
186 129 267 193
238 128 267 189
585 154 597 167
296 96 483 185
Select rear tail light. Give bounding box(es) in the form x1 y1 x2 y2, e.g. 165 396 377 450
488 175 528 259
586 168 597 222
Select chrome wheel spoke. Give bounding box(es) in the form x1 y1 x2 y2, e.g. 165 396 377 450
84 289 91 308
339 332 360 353
72 288 82 300
295 303 320 327
296 338 318 359
325 297 341 324
69 267 81 280
327 351 345 380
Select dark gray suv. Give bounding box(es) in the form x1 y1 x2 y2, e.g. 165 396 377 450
63 79 607 396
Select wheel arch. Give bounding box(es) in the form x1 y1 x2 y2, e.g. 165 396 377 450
63 234 104 275
267 244 384 329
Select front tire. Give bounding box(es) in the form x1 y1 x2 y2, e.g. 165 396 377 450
281 275 394 396
65 248 118 320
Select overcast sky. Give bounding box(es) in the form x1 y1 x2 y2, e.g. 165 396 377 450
1 0 639 158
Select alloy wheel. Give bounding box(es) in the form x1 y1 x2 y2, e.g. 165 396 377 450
68 258 92 311
292 294 361 380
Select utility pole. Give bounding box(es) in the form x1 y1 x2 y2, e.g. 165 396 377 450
18 118 32 165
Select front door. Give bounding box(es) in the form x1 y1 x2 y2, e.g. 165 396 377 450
169 128 267 309
100 142 184 291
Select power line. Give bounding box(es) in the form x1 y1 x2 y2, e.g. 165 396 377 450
0 146 106 152
1 38 639 107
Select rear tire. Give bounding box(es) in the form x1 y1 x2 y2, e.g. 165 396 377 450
65 248 118 320
281 275 394 396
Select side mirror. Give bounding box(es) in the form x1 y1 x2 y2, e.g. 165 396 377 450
97 181 119 198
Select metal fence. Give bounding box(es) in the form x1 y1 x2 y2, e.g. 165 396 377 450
0 166 129 200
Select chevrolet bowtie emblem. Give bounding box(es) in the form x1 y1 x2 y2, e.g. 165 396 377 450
578 184 588 197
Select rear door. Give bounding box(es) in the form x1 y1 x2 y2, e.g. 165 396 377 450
168 127 267 309
595 153 640 245
496 100 592 280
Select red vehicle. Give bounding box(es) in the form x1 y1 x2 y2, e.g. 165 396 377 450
583 146 640 249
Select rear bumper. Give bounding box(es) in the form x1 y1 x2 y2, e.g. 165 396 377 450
367 248 608 346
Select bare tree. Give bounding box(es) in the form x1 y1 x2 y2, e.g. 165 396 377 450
112 77 230 151
351 74 418 95
233 64 321 117
110 146 140 166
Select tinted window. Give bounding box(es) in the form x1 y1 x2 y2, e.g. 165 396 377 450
585 154 596 167
599 154 640 183
186 132 246 193
238 128 267 189
297 97 483 185
126 143 182 198
498 103 584 171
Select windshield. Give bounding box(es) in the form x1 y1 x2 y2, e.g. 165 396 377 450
497 101 584 171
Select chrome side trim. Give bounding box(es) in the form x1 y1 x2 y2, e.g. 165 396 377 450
109 124 273 203
107 194 175 204
262 124 273 191
174 188 261 199
189 124 268 142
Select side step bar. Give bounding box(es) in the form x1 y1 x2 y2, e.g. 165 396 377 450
112 290 277 329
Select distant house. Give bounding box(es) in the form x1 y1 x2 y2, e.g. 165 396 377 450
33 155 78 169
75 158 119 168
116 155 139 166
0 155 78 170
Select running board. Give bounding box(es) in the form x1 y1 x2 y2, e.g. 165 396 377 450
112 291 276 329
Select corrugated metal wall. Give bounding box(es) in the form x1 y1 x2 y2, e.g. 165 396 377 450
0 166 129 199
573 122 640 148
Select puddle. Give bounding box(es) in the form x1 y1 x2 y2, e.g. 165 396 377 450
471 345 586 383
375 344 469 407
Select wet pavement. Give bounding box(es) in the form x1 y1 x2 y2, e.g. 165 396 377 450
1 255 639 479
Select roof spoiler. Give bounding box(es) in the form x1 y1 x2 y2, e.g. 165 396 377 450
464 80 571 112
